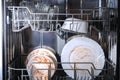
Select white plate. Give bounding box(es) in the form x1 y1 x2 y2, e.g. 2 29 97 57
61 36 105 79
26 55 56 80
26 48 57 65
26 46 57 80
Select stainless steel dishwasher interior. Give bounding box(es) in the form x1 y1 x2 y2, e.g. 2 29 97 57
6 0 118 80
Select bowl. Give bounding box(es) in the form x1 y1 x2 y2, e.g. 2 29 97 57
61 17 88 33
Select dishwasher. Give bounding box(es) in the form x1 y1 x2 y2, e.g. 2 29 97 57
0 0 118 80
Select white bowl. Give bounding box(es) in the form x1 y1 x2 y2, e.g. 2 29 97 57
61 17 88 33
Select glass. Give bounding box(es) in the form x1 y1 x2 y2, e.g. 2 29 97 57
17 0 59 31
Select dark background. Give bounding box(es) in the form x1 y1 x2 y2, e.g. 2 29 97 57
117 0 119 79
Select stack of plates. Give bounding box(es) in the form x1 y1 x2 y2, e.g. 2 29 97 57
61 36 105 79
26 46 57 80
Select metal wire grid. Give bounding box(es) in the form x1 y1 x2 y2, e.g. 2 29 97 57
8 59 115 80
8 6 111 32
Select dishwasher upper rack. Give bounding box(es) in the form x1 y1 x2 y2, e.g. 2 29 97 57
8 6 111 32
8 58 115 80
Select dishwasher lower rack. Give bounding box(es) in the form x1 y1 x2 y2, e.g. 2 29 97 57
8 59 115 80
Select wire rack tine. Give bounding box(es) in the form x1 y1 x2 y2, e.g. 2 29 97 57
87 76 89 80
18 76 20 80
78 73 80 80
84 75 86 80
56 76 58 80
79 72 81 80
25 76 27 80
76 72 79 80
80 76 83 80
59 76 61 80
